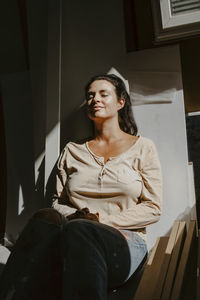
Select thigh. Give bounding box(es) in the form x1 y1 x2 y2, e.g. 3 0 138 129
63 219 131 289
0 209 63 300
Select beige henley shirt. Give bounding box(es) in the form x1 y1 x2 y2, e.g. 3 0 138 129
52 136 162 241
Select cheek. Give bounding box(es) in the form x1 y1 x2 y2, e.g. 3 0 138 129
106 100 119 113
105 97 116 106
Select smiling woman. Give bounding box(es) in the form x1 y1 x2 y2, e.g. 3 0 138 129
51 74 162 298
85 74 138 136
86 80 125 121
0 74 162 300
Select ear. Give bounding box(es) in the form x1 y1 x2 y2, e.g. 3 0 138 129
117 98 125 111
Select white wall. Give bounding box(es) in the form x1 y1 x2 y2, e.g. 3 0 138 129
121 46 190 249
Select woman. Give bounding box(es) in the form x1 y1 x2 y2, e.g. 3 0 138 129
0 74 162 300
52 74 162 298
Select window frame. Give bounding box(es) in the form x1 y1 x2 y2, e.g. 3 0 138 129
151 0 200 43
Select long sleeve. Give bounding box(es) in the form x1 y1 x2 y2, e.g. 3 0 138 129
52 147 77 217
100 140 162 229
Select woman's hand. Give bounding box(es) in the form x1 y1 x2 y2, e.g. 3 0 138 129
67 208 99 222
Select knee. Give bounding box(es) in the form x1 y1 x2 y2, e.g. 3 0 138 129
63 219 96 239
64 218 90 231
32 208 63 225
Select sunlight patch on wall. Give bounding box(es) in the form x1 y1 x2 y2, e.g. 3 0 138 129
18 184 24 215
34 123 60 196
34 150 45 185
45 122 60 192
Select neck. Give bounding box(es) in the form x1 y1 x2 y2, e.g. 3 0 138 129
93 118 124 143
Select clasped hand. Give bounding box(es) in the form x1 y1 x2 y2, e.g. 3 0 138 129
67 207 99 222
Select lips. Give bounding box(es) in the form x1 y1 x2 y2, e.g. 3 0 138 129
92 106 104 111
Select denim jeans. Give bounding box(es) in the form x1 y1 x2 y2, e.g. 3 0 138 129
119 230 147 281
0 209 147 300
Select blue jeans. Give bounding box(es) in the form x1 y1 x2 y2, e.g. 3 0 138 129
0 209 147 300
119 230 147 281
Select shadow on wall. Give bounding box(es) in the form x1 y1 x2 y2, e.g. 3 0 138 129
0 69 93 242
186 114 200 226
0 72 44 243
60 103 93 149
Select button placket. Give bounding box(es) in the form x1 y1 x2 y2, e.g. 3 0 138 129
98 165 106 186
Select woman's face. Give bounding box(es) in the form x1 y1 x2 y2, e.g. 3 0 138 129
86 80 124 121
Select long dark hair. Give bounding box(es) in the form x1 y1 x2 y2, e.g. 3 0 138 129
85 74 138 136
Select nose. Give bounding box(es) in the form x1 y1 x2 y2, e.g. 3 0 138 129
93 93 101 102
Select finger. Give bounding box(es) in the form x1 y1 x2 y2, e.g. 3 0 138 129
81 207 90 214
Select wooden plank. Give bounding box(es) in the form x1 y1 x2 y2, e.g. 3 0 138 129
134 236 169 300
170 220 197 300
153 221 182 300
161 221 186 300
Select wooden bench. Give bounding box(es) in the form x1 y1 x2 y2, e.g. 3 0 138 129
134 220 198 300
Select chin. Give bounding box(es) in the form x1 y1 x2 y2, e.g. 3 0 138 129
88 112 105 120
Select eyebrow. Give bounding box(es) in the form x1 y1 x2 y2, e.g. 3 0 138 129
88 89 109 94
